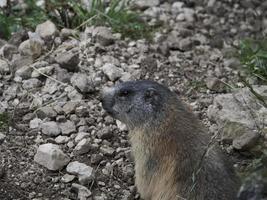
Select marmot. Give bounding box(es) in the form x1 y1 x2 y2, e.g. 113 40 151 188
101 80 240 200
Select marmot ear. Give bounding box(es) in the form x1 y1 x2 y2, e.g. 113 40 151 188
144 88 158 103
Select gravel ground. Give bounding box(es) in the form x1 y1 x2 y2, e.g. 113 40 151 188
0 0 266 199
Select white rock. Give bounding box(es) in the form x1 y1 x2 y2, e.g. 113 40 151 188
31 65 54 78
55 135 70 144
71 183 92 200
15 65 32 79
100 146 115 156
0 59 9 73
75 132 90 143
116 120 128 131
0 0 7 7
34 143 70 171
207 86 267 141
18 34 44 59
233 131 260 150
74 138 91 155
102 63 123 81
66 161 94 185
22 78 42 90
55 51 79 72
67 87 83 101
41 121 61 136
85 26 115 46
59 120 76 135
183 8 195 22
61 174 75 183
133 0 159 9
120 72 133 82
29 118 42 129
36 106 57 119
71 73 94 93
0 132 6 144
36 20 58 40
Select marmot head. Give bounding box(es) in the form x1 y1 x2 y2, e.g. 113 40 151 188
101 80 174 129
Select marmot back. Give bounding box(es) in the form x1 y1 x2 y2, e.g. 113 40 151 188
101 80 240 200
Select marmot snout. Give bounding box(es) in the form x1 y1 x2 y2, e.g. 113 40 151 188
101 80 240 200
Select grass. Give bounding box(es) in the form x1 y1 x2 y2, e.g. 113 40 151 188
0 0 157 40
0 112 9 131
0 0 48 39
239 38 267 82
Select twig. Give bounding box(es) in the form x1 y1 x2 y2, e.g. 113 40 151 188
74 15 98 30
30 64 68 87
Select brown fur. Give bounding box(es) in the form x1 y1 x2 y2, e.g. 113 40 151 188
101 81 240 200
129 98 239 200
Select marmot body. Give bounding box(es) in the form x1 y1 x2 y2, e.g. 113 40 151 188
101 80 240 200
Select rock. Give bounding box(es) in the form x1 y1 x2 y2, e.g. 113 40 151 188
36 106 57 119
67 88 83 101
41 121 61 136
75 106 89 117
97 127 113 139
205 77 225 92
233 131 260 150
3 84 20 101
36 20 58 40
183 8 195 22
63 102 79 115
31 65 54 78
0 0 7 8
55 51 79 72
100 146 115 156
75 132 90 143
71 183 92 200
8 30 28 46
61 28 78 40
66 161 94 185
55 135 70 144
70 73 94 93
0 44 18 60
0 132 6 144
85 26 115 46
0 59 9 73
120 72 134 82
223 58 241 69
90 154 103 165
59 120 76 135
133 0 159 9
15 65 32 79
34 143 70 171
54 65 70 83
74 138 91 155
207 86 267 141
29 118 42 129
61 174 75 183
116 120 128 131
22 78 42 90
18 34 44 59
102 63 123 81
178 38 193 51
12 54 33 71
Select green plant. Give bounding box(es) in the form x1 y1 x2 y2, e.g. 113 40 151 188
239 38 267 82
0 0 156 40
45 0 157 39
0 112 8 130
0 0 48 39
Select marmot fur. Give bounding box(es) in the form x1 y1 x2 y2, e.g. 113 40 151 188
101 80 240 200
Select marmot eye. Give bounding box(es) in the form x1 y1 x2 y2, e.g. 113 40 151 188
118 90 130 97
